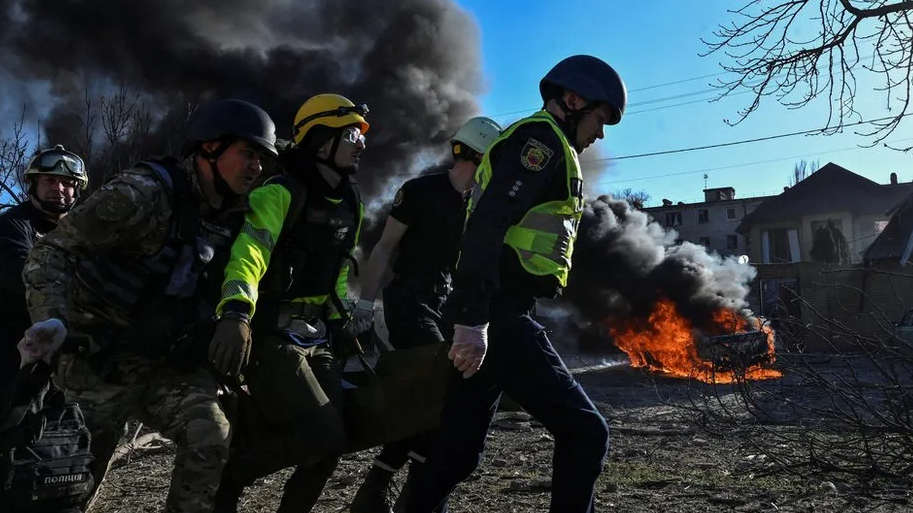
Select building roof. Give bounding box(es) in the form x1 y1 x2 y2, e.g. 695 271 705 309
864 192 913 262
643 195 775 212
736 162 913 233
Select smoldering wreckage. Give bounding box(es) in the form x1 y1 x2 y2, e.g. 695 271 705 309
1 0 784 508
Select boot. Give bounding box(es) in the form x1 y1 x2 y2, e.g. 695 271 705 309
213 472 246 513
349 465 396 513
278 458 339 513
393 462 447 513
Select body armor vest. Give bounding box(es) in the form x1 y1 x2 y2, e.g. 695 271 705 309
73 159 244 358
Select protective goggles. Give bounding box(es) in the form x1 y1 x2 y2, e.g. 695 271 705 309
36 150 86 179
294 103 370 133
340 126 366 145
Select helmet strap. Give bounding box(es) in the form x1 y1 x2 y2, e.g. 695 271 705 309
315 132 355 176
554 96 597 153
200 138 238 198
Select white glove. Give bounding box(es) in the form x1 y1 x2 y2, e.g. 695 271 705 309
448 323 489 378
22 318 68 364
350 299 375 334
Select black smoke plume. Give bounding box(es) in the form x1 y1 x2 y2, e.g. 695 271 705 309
0 0 482 200
562 195 758 347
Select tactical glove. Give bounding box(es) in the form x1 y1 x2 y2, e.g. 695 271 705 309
331 323 364 360
350 299 375 335
209 313 252 376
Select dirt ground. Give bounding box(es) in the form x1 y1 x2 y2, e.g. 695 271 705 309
90 354 913 513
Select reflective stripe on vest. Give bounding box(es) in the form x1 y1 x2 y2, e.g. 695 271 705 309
472 110 583 287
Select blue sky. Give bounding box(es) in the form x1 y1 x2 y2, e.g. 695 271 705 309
456 0 912 206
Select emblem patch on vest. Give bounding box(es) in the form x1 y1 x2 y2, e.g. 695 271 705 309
519 138 554 171
393 187 404 207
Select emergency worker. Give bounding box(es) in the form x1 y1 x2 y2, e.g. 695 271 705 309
0 145 87 383
210 93 369 512
403 55 628 513
20 98 278 513
348 116 502 513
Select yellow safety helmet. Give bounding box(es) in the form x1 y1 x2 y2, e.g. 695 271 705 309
292 93 370 146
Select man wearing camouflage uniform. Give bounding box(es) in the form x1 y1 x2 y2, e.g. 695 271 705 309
20 98 278 513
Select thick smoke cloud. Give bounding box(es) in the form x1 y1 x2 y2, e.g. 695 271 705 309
1 0 759 347
0 0 482 200
562 195 758 338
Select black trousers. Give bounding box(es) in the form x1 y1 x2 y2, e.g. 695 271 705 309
375 278 450 468
224 336 344 513
403 303 610 513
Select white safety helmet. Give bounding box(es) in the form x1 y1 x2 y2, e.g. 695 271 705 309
451 116 502 155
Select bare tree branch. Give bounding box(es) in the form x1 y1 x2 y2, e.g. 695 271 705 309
613 187 651 209
0 104 36 204
702 0 913 150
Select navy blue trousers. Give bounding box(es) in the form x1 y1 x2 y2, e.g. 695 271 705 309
403 308 609 513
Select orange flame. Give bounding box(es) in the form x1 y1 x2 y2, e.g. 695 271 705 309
608 299 782 384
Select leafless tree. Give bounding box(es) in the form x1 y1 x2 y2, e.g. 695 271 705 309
157 100 199 158
98 83 143 182
788 159 820 186
702 1 913 151
73 81 98 175
0 105 37 207
613 187 652 209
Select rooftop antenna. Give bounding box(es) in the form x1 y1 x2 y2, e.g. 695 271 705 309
703 174 708 189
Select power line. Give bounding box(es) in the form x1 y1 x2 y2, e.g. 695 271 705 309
599 114 913 163
591 136 913 186
625 90 755 116
487 54 874 121
488 71 730 119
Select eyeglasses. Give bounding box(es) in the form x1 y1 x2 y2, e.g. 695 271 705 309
36 150 86 178
340 127 366 145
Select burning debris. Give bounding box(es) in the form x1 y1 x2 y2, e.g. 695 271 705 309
563 195 783 384
608 299 781 384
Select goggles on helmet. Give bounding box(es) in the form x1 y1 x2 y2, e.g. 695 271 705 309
36 150 86 179
293 103 370 133
340 126 366 145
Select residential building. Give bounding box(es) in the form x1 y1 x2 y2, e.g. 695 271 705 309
643 186 774 257
864 191 913 265
737 163 912 264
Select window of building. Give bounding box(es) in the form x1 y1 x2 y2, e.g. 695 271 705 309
698 209 709 224
768 228 795 263
726 208 737 220
699 237 711 248
664 212 682 227
727 235 738 249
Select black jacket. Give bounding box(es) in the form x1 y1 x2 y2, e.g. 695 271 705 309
0 202 57 383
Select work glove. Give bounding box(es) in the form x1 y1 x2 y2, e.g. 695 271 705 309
22 318 68 364
350 299 375 335
331 323 364 360
208 313 252 377
448 323 489 379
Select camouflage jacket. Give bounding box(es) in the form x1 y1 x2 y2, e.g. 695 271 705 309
23 158 249 332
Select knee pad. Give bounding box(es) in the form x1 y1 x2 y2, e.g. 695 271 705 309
182 401 232 454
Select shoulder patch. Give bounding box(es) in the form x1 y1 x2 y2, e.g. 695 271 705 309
520 138 555 171
392 187 405 208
